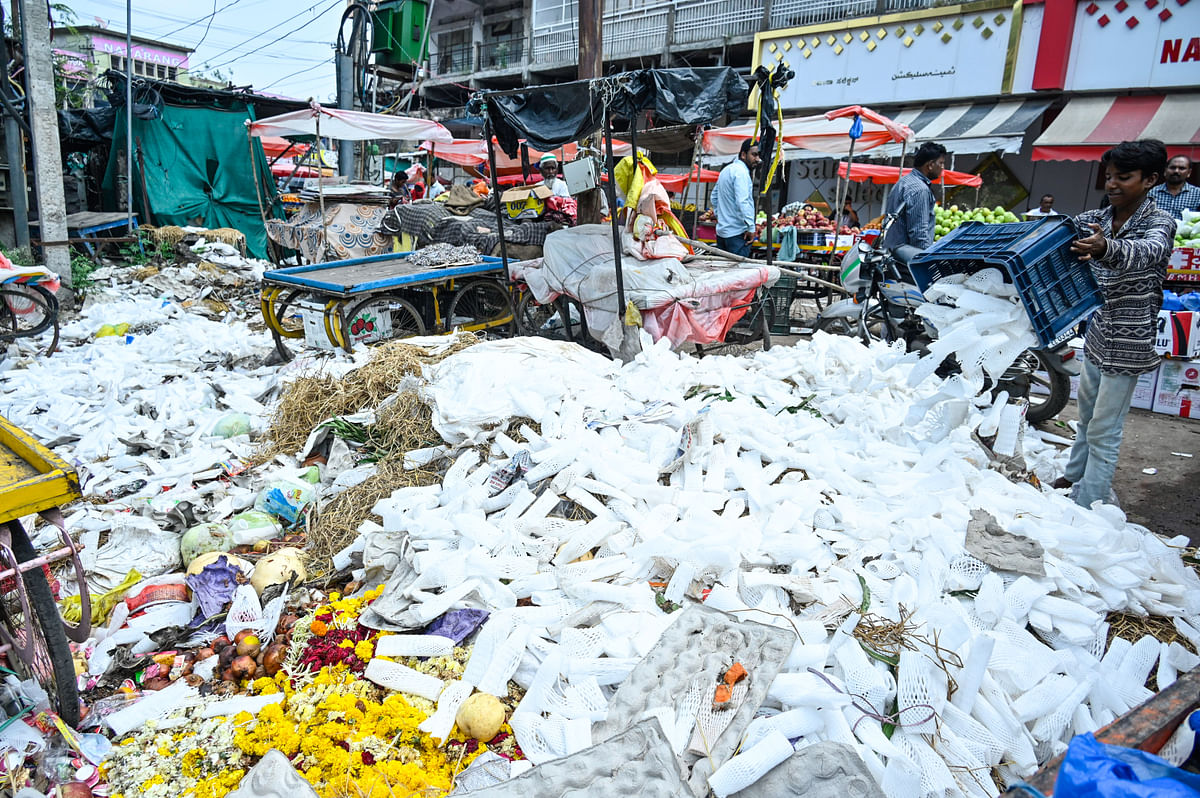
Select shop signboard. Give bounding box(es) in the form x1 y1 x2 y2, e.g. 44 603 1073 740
90 35 190 69
1063 0 1199 91
753 0 1031 109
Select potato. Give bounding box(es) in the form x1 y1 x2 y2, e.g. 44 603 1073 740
455 692 506 741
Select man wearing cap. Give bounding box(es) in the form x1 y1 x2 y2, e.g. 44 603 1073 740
539 154 572 198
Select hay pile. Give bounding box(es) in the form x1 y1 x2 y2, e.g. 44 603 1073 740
258 332 480 461
141 225 248 255
258 333 483 573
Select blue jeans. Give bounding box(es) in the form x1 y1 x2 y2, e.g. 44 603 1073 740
717 234 751 257
1064 356 1138 508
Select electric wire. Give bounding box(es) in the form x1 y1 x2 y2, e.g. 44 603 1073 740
184 0 342 74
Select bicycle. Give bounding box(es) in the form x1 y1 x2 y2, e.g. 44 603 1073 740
0 415 91 727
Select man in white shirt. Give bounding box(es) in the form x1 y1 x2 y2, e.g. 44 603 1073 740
539 154 572 198
709 139 761 256
1025 193 1058 217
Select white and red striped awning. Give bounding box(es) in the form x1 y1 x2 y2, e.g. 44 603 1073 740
1032 94 1200 162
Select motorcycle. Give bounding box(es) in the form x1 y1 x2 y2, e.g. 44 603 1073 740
814 210 1079 424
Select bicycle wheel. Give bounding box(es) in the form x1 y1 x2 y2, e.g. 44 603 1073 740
4 522 80 726
0 286 59 355
343 293 425 350
516 292 579 341
446 280 515 337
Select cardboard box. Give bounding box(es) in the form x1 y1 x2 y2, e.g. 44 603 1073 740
1056 348 1156 410
1169 247 1200 282
1154 310 1200 358
1152 359 1200 419
298 300 336 351
501 183 553 220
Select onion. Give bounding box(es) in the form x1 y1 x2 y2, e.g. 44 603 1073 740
236 634 261 658
231 655 257 681
262 643 286 676
250 547 307 595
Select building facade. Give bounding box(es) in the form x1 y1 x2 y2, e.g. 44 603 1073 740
50 25 221 101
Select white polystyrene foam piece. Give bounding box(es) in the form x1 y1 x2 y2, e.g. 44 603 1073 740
707 729 794 798
363 659 445 701
374 634 456 659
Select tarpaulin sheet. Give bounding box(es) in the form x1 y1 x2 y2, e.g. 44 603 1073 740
511 225 777 347
837 161 982 187
656 167 720 193
248 105 453 143
419 139 632 173
102 104 282 259
482 68 747 158
265 202 391 263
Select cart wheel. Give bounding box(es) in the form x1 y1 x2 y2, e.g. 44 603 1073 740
447 280 515 337
2 522 81 727
0 285 59 355
269 290 307 363
344 293 426 350
724 288 774 347
516 292 579 341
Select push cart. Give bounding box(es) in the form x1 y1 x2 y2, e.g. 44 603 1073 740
0 414 90 727
260 251 516 360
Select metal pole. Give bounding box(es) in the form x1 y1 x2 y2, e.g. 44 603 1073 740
126 0 133 231
483 114 511 268
602 110 626 321
316 112 327 261
829 137 855 271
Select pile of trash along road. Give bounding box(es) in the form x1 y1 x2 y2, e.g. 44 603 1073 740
0 242 1197 798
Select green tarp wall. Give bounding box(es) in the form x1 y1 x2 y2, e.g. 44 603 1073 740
103 104 281 259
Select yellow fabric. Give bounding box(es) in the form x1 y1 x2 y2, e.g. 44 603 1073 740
60 568 143 625
393 232 415 252
616 154 690 248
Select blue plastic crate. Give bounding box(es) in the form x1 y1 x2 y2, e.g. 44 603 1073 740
908 217 1102 348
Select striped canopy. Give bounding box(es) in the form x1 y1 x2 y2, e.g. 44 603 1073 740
1032 94 1200 162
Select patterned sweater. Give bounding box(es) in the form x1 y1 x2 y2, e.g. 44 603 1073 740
1076 197 1177 375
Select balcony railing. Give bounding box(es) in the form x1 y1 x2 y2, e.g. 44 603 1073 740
674 0 765 45
436 42 473 75
520 0 942 67
480 37 524 70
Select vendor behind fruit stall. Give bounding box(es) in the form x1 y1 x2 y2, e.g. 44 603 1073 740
835 199 860 229
710 139 762 256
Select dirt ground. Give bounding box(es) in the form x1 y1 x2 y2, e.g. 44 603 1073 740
1041 402 1200 545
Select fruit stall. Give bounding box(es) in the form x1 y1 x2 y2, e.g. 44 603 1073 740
1169 209 1200 285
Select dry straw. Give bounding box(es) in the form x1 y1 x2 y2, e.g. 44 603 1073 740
259 333 482 573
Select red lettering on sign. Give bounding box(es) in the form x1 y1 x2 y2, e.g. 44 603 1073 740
1162 38 1200 63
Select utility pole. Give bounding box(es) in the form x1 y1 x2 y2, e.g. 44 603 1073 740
335 53 355 178
576 0 603 225
19 0 70 285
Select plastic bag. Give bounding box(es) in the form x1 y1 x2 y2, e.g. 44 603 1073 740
228 510 283 546
253 477 317 526
1054 733 1200 797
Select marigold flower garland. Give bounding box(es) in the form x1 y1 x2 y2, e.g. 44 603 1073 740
101 586 524 798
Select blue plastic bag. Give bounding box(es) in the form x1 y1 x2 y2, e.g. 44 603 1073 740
1163 290 1184 311
1181 292 1200 312
1055 733 1200 798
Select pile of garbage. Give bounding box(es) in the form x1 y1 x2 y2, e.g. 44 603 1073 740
0 250 1197 798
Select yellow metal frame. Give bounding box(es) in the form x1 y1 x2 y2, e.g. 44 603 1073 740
0 415 81 525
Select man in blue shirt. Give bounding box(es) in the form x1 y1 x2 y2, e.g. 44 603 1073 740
710 139 761 256
1148 155 1200 220
883 141 947 251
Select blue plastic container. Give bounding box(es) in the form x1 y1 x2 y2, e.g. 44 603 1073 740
909 216 1102 348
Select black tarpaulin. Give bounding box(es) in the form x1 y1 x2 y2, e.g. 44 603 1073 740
481 68 747 157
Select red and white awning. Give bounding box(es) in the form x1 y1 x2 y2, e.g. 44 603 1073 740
702 106 913 158
1032 94 1200 162
248 103 453 143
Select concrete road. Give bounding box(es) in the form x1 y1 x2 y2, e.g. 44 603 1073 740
1040 403 1200 545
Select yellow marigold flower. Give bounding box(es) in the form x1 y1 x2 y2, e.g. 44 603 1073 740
354 639 375 661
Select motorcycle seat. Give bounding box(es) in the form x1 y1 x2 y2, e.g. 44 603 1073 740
892 245 922 266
